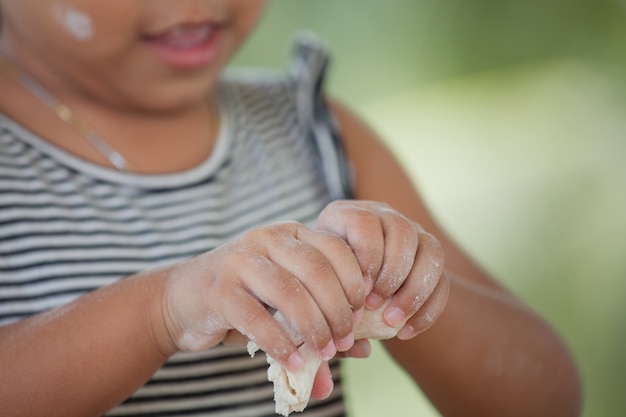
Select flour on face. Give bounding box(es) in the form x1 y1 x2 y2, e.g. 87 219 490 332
53 3 94 41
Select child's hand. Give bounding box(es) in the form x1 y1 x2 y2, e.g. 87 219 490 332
315 200 449 341
159 221 366 370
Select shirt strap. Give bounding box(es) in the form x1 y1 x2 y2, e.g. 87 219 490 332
289 32 355 201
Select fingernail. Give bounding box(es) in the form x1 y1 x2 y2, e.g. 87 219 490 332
365 292 384 309
397 324 417 340
321 341 337 361
336 333 354 352
287 351 304 371
319 379 334 400
384 307 406 327
356 340 372 357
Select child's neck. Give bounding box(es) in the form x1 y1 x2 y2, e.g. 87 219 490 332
0 71 221 174
70 95 222 174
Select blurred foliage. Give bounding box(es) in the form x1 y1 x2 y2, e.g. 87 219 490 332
354 64 626 416
234 2 626 417
235 0 626 104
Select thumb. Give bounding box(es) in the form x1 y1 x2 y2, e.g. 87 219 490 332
310 361 334 400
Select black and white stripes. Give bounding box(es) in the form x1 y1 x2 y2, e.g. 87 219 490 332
0 37 351 417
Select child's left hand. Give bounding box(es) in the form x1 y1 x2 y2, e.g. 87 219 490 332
309 200 449 400
316 200 449 341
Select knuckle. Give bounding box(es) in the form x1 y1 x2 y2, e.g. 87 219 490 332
375 269 398 293
244 221 299 245
351 206 380 226
325 199 350 211
322 229 348 246
248 223 272 237
304 261 335 282
333 310 354 336
239 303 269 329
420 232 446 271
217 246 261 282
424 231 444 254
420 281 449 326
323 232 356 260
274 274 305 297
346 280 366 308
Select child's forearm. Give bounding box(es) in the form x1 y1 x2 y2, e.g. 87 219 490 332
0 218 368 417
0 268 173 417
383 274 582 417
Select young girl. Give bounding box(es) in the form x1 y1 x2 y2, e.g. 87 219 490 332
0 1 581 416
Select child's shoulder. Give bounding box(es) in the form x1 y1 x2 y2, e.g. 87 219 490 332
219 32 331 107
219 67 293 101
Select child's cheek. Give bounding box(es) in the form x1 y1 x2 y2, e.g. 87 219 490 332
52 3 95 42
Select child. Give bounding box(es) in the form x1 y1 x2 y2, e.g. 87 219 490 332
0 2 581 416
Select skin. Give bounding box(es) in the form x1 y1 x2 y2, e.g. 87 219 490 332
0 1 582 416
0 0 265 173
330 101 583 416
52 4 96 41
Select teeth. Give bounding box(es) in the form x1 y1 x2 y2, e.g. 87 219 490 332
160 25 213 49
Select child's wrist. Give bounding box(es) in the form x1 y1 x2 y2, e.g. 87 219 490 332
140 267 181 358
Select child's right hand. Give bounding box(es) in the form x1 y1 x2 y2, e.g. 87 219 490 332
158 221 366 371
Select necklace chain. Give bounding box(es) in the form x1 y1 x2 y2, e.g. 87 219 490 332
0 54 132 172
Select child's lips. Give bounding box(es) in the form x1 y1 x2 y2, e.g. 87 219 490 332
148 24 214 49
143 23 221 70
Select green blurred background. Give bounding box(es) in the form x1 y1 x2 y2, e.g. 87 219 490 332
232 1 626 416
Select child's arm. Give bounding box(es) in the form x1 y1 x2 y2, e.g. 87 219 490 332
327 99 583 417
0 269 173 417
0 222 365 417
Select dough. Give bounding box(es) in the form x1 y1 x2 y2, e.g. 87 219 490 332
247 312 321 416
247 301 405 416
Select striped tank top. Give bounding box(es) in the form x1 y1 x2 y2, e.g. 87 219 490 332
0 36 353 416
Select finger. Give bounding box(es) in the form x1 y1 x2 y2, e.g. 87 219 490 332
294 226 367 351
295 226 365 312
220 284 305 371
242 255 336 359
335 339 371 359
366 208 421 308
316 201 385 293
310 361 334 400
263 226 356 355
233 223 336 353
381 232 445 328
397 271 450 340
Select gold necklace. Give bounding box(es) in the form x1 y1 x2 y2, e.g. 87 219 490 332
0 54 134 172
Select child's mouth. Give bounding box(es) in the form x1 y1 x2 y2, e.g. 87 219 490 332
143 23 221 70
